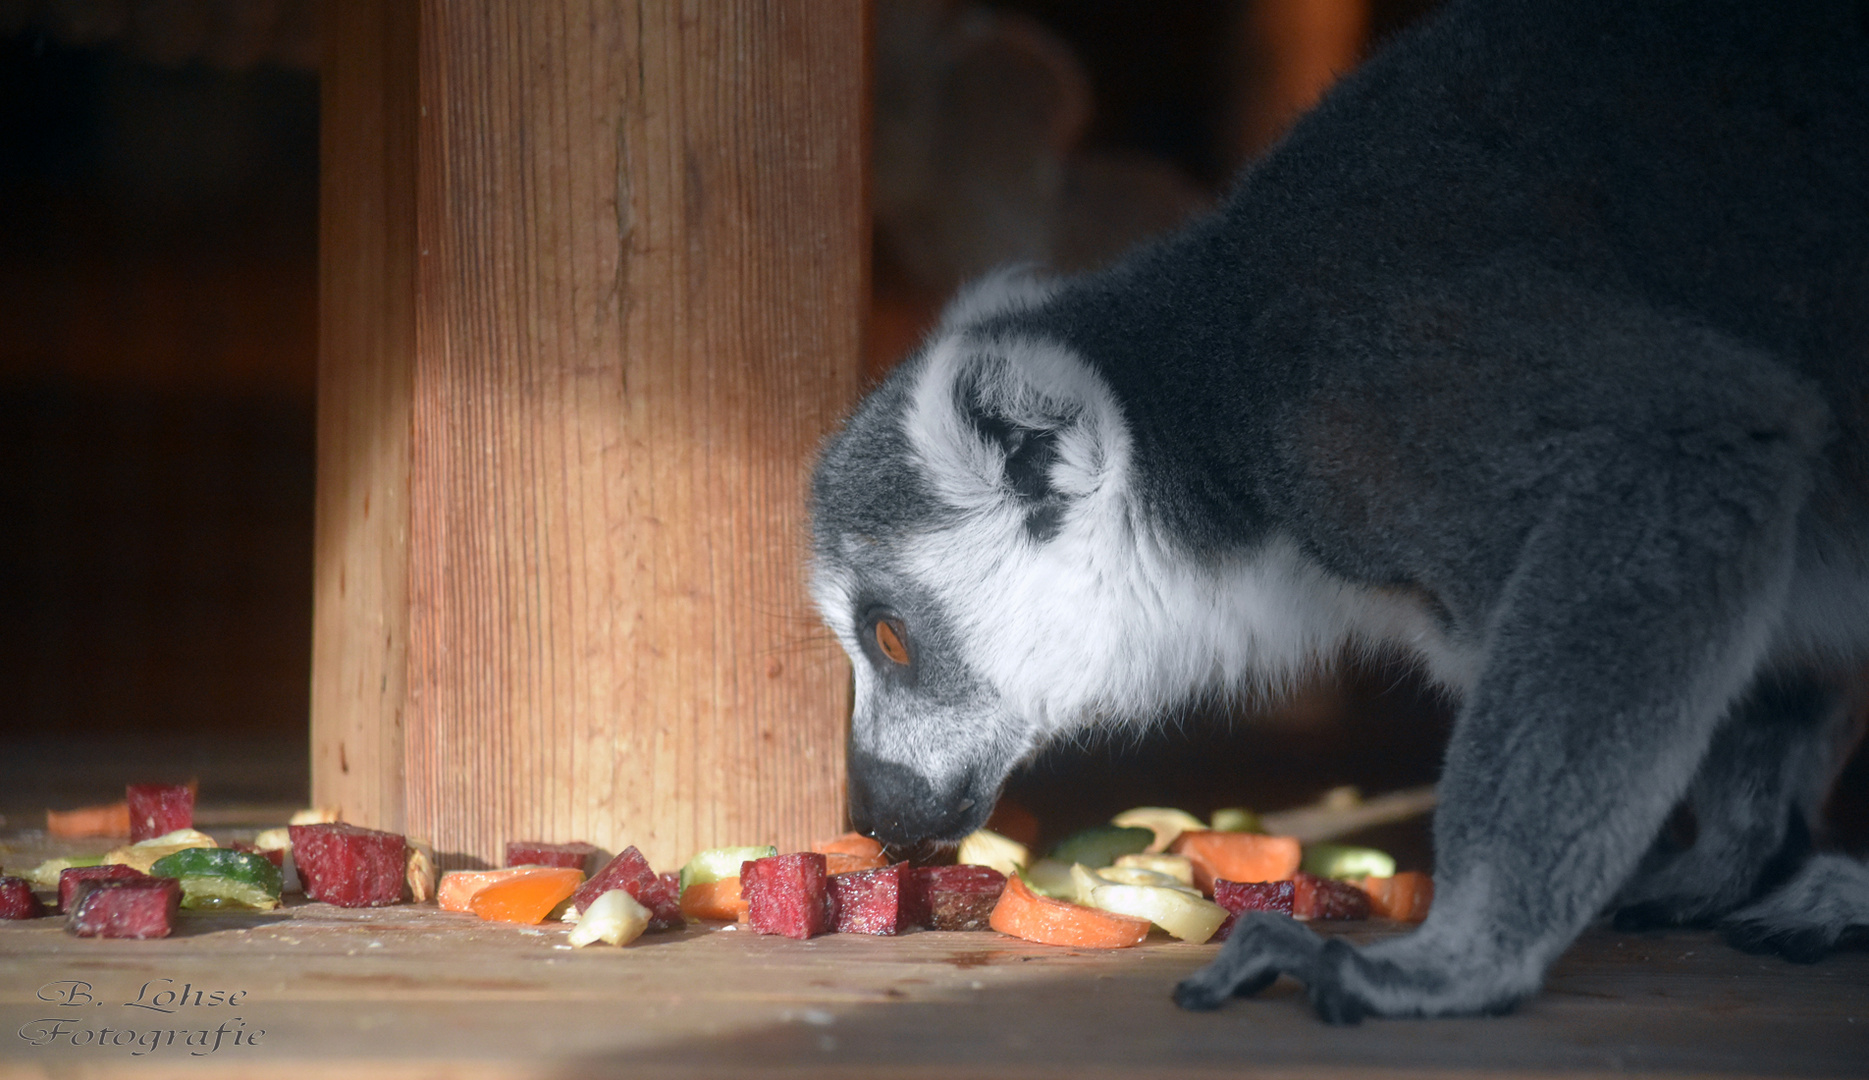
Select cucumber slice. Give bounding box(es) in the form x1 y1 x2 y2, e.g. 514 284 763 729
1088 883 1229 944
677 845 776 892
1112 852 1196 887
150 847 283 911
956 828 1028 877
1018 858 1076 899
1209 807 1262 833
1109 807 1206 853
1069 863 1104 905
1047 825 1153 869
1094 865 1198 893
1300 843 1396 880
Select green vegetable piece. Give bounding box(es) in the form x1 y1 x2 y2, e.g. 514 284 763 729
27 855 106 890
1018 858 1077 899
1046 825 1153 870
678 845 777 892
1210 807 1262 833
1300 843 1396 880
149 847 283 911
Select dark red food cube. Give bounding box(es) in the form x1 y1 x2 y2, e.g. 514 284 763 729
1292 872 1370 921
741 852 833 940
829 864 908 935
289 822 407 907
504 840 605 875
59 864 148 913
126 783 195 843
911 865 1006 931
569 846 683 930
0 876 47 919
1211 878 1294 941
67 877 181 939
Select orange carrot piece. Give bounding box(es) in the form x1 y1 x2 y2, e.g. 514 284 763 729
47 801 130 839
1357 872 1433 922
1170 831 1302 896
825 852 891 874
988 871 1150 949
467 867 584 924
437 867 541 912
679 876 748 921
814 832 890 873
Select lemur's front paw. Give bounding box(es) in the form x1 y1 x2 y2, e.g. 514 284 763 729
1722 854 1869 964
1173 913 1322 1013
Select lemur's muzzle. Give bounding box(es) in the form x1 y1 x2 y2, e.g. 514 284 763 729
847 749 993 846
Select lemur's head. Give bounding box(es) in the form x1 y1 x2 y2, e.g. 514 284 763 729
810 275 1169 846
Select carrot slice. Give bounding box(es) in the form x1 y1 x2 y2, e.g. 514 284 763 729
813 832 886 859
679 876 748 921
988 871 1150 949
1357 872 1433 922
1170 831 1302 896
48 801 131 839
438 867 538 912
467 867 584 924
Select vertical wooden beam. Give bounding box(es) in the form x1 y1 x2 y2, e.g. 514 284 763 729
315 2 867 870
313 0 419 833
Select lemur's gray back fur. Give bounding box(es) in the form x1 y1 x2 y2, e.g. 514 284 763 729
811 0 1869 1021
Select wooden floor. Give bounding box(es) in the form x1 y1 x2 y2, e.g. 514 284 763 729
4 825 1867 1079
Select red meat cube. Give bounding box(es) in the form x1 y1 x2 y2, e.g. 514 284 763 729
569 846 683 930
126 783 195 842
67 877 181 939
909 865 1006 931
289 822 407 907
0 876 47 919
59 864 148 913
1211 878 1293 941
829 864 909 935
1293 872 1370 921
504 840 605 874
741 852 833 940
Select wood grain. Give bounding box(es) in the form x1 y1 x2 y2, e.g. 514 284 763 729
315 1 866 868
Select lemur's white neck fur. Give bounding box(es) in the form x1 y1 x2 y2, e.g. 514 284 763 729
897 327 1476 738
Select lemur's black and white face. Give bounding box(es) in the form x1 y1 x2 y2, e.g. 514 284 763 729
810 278 1338 847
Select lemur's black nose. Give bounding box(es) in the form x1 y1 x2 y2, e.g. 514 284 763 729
847 750 987 846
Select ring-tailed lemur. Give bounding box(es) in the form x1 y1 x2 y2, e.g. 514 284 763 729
810 0 1869 1021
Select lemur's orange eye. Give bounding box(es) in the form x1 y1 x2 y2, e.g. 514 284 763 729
874 619 910 665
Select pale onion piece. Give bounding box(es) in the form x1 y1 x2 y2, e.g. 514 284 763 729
105 829 219 874
1113 852 1196 888
1095 865 1198 894
406 838 438 904
253 827 292 851
289 807 342 825
1019 858 1076 898
1088 883 1229 944
568 888 651 947
956 828 1028 878
1069 863 1104 906
1110 807 1207 853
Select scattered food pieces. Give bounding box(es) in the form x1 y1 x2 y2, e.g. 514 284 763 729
1170 830 1302 895
47 800 129 839
290 822 408 908
1208 807 1261 833
812 832 890 874
1017 858 1076 898
103 828 218 875
58 865 147 912
67 877 181 939
679 877 748 921
911 865 1006 931
679 845 777 893
504 841 605 875
570 846 683 929
438 868 537 913
1356 872 1433 922
0 876 47 919
289 807 342 825
1088 882 1228 943
1211 872 1371 939
468 867 584 925
149 847 283 911
829 864 910 935
988 871 1149 949
1112 852 1196 888
1110 807 1207 853
1300 843 1397 881
406 839 437 904
28 855 104 891
956 828 1028 877
567 888 651 947
126 783 196 842
1048 825 1154 870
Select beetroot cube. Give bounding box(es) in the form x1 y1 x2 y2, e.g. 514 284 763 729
910 865 1005 931
1293 872 1370 921
59 864 148 913
126 783 195 842
0 876 47 919
741 852 833 940
1211 878 1294 941
289 822 407 907
829 864 908 935
505 840 605 874
67 878 181 939
569 846 684 930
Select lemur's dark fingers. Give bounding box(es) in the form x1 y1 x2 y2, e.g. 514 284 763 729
1173 913 1321 1013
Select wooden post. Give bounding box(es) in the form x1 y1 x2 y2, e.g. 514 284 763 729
314 1 867 871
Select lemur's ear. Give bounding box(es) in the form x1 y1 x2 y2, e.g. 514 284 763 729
956 360 1079 542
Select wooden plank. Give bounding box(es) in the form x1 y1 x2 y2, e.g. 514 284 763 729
313 2 867 868
311 0 420 833
3 901 1864 1079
